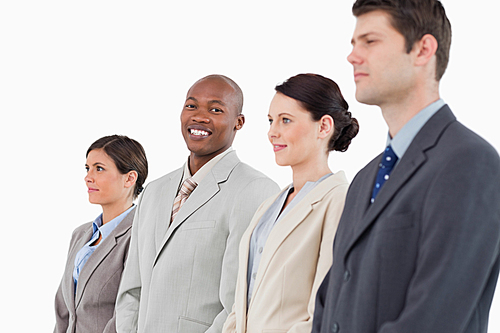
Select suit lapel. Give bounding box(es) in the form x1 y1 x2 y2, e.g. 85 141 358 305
236 193 278 332
249 173 348 307
154 169 183 250
153 151 240 267
74 209 134 308
66 228 92 312
344 106 456 257
352 149 426 238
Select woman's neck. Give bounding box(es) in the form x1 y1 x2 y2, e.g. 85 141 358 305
291 156 331 195
101 198 134 224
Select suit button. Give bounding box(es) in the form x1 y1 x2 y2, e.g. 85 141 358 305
343 270 350 281
258 247 263 253
252 272 257 279
332 322 339 332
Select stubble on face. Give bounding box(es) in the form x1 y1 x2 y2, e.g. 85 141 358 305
349 11 416 109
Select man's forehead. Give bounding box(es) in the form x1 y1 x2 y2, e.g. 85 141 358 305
187 77 236 99
352 10 394 40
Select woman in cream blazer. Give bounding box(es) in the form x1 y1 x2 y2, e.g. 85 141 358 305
54 135 148 333
223 74 359 333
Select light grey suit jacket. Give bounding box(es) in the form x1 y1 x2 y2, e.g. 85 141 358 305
54 208 135 333
116 151 279 333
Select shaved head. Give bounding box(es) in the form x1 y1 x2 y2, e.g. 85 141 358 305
191 74 244 115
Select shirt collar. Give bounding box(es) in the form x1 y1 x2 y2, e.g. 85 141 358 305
182 147 233 184
387 99 445 159
92 204 135 241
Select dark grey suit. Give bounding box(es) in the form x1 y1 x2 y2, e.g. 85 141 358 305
312 105 500 333
54 208 135 333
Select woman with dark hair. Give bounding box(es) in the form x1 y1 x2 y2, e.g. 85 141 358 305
223 74 359 333
54 135 148 333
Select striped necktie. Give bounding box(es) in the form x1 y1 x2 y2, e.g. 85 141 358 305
171 177 197 222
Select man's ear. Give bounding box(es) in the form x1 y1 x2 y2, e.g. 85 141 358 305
235 114 245 130
414 34 438 67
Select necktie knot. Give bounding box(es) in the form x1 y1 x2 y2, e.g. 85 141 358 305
380 146 398 169
171 177 198 222
179 178 197 197
371 145 398 203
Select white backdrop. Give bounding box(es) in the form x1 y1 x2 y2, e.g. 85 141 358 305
1 0 499 331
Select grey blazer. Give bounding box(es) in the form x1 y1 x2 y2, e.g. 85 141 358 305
116 151 279 333
312 105 500 333
54 207 135 333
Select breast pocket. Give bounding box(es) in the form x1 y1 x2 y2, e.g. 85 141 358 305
181 220 216 231
375 212 415 233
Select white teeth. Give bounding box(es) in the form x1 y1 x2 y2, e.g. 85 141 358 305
190 129 209 136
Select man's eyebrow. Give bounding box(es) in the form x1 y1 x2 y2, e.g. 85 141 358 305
185 97 226 106
351 32 383 44
208 99 226 106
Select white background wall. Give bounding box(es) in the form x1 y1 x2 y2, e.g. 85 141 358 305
1 0 498 331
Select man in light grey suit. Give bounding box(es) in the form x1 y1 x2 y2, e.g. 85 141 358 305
116 74 279 333
312 1 500 332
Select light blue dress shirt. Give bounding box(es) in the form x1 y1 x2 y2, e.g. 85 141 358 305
389 99 445 162
246 173 332 307
72 205 135 291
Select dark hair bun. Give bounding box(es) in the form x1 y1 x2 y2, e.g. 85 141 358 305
332 115 359 152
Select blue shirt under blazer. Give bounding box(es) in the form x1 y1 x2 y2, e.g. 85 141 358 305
312 104 500 333
54 207 135 333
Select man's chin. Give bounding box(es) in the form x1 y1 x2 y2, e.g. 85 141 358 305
355 90 379 106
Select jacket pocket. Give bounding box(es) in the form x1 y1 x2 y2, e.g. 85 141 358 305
181 220 216 230
178 316 210 333
375 212 415 233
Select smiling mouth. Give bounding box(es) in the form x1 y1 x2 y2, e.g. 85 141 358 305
273 144 286 152
188 128 212 139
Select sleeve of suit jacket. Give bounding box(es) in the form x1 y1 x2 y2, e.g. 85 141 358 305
379 142 500 332
103 239 132 333
115 187 147 333
54 227 80 333
207 176 280 333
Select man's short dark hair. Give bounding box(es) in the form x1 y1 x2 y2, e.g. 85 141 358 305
353 0 451 81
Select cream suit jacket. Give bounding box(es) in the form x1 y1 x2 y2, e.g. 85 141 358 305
116 151 279 333
54 208 135 333
222 172 348 333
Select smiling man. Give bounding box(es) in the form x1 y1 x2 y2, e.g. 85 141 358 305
116 75 279 333
312 1 500 333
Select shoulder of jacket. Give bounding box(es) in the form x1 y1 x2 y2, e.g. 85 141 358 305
71 221 93 237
